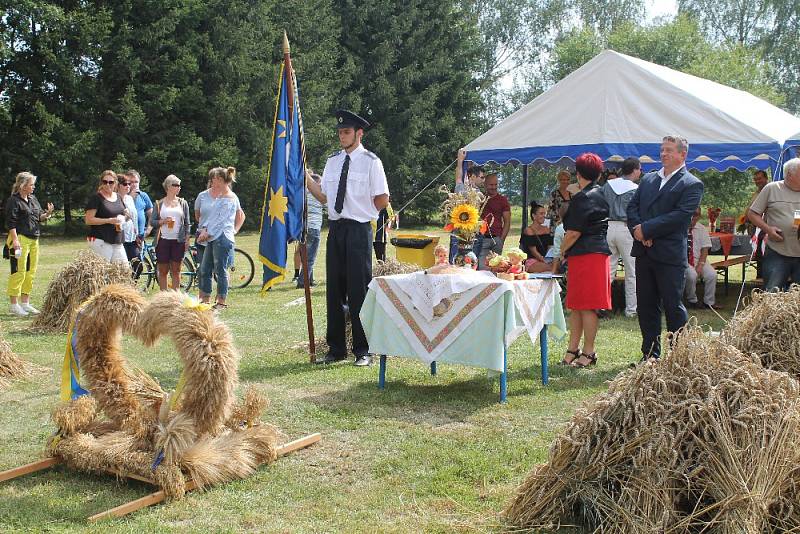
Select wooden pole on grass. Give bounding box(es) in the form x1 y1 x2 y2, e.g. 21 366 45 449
283 31 316 363
0 457 60 482
88 432 322 522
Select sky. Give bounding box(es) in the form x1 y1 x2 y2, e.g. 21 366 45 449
646 0 679 22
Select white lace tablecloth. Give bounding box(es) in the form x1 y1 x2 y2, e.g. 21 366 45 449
362 274 564 371
370 271 498 322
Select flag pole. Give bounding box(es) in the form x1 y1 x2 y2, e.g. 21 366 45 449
283 31 316 363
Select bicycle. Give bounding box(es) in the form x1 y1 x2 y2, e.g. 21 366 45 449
131 238 255 292
130 240 198 292
187 243 255 290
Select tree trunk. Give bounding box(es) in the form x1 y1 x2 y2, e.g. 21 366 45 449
62 181 72 234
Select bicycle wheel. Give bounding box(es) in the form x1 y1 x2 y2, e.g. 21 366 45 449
180 256 196 291
227 248 255 289
132 256 156 292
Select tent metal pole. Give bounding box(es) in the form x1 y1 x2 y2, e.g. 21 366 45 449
521 164 529 232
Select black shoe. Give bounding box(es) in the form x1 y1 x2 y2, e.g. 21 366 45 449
687 301 701 309
353 354 372 367
315 352 346 364
630 354 659 368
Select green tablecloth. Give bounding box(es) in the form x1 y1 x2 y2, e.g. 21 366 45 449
361 277 565 373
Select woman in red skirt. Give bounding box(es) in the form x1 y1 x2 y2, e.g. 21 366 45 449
560 153 611 368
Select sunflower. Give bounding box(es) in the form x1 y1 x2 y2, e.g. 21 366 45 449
450 203 480 233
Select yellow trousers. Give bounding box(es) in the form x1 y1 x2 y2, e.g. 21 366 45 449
7 234 39 297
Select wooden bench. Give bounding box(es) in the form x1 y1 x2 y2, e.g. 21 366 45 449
711 255 750 295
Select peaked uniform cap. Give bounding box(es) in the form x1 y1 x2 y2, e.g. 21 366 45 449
335 110 370 129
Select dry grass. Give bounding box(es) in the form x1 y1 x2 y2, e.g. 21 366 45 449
504 326 800 532
31 250 133 333
723 285 800 378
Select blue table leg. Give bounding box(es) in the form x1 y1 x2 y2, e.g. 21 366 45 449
539 325 549 385
500 346 508 403
379 355 387 389
430 361 437 376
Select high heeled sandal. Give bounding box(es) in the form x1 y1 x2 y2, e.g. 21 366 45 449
561 349 581 365
571 352 597 368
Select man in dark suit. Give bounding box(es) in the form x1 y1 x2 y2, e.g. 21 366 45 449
627 135 704 361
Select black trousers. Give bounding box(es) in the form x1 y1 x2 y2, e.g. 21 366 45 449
326 219 372 357
635 255 688 358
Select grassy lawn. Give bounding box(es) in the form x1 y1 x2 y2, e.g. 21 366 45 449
0 225 749 533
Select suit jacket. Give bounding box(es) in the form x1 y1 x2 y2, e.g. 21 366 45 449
626 167 704 267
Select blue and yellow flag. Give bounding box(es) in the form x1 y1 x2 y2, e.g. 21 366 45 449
259 62 305 293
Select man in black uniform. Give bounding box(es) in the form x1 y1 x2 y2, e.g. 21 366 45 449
306 110 390 366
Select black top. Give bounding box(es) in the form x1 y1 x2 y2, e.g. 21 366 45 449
86 193 125 244
5 193 43 238
562 183 610 258
519 231 554 259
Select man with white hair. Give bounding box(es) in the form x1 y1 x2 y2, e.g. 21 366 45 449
748 157 800 291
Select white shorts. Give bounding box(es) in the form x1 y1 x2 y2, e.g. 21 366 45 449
88 238 128 263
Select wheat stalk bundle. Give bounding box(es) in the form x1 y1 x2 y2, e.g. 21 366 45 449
373 258 421 277
504 327 800 532
31 250 133 333
723 285 800 378
0 337 30 388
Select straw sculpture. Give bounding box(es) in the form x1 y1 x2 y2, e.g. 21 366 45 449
723 285 800 378
32 250 133 333
48 285 279 499
504 326 800 532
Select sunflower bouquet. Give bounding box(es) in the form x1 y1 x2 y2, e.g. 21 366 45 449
439 185 487 244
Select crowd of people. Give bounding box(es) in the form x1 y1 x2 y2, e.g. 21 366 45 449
5 116 800 373
451 136 800 367
3 166 245 316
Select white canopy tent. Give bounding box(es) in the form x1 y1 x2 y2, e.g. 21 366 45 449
785 130 800 161
466 50 800 170
463 49 800 222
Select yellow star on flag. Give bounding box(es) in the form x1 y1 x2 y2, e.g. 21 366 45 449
277 119 287 138
268 185 289 225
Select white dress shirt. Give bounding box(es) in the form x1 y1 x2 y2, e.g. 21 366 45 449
322 144 389 223
657 166 684 190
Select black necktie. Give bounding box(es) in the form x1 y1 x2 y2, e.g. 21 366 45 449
334 155 350 214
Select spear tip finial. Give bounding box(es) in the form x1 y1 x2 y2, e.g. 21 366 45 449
283 31 290 55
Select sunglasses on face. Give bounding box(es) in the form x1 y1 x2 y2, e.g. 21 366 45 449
102 180 115 185
170 183 181 188
118 182 129 186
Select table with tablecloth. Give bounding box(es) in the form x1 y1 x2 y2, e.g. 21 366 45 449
360 271 566 402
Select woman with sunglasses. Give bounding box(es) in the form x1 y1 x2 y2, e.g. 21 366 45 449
149 174 190 290
85 170 129 262
117 174 139 260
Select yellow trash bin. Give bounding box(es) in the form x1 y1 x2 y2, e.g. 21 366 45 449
390 233 440 268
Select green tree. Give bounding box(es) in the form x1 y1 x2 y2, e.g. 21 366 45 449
92 0 344 226
0 1 112 229
331 0 485 223
678 0 800 112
